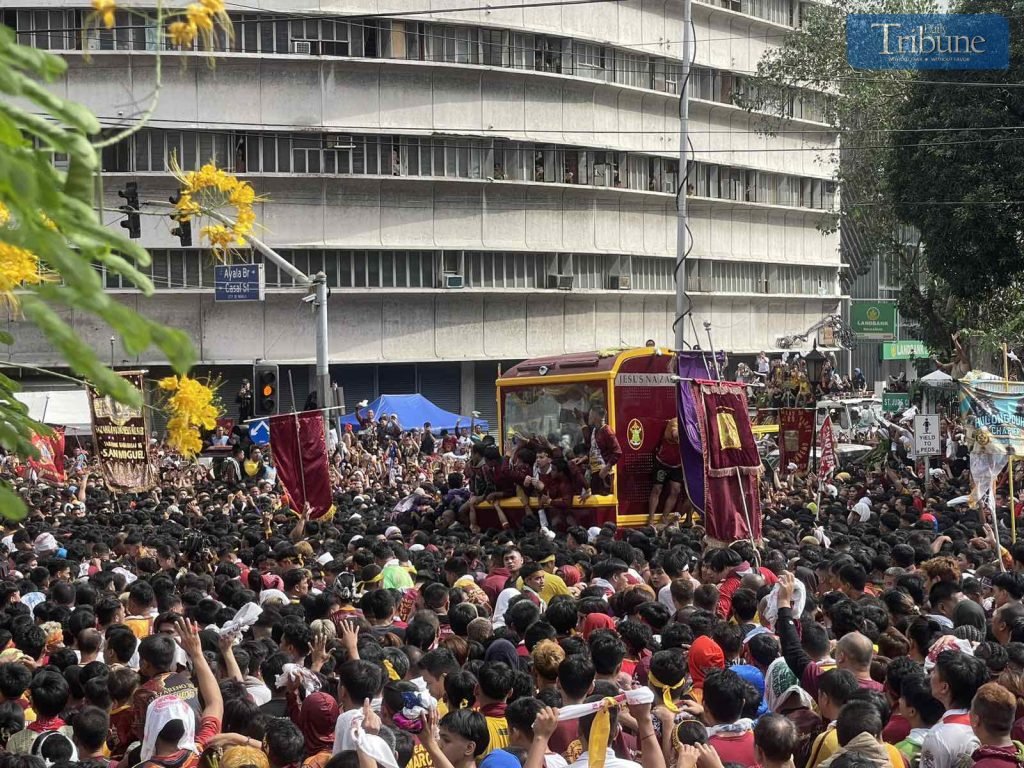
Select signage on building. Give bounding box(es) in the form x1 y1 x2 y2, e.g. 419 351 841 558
851 300 897 340
214 264 265 302
914 413 941 456
882 340 929 360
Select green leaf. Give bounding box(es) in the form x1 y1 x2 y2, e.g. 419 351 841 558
0 483 28 524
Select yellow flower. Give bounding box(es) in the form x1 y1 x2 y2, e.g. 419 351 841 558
91 0 116 29
0 203 9 227
167 20 197 47
38 212 57 232
186 3 213 32
162 374 221 459
0 242 51 308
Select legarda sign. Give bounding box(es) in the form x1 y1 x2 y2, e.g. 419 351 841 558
850 300 897 340
847 14 1009 70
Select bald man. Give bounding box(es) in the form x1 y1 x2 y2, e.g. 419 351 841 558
775 572 885 698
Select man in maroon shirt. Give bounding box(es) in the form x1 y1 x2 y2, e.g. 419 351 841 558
480 551 512 606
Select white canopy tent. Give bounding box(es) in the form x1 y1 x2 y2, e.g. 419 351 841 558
13 389 92 433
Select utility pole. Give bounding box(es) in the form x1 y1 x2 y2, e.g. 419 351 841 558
674 0 692 352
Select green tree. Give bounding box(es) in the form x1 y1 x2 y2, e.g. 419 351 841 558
739 0 970 354
887 0 1024 354
0 26 193 519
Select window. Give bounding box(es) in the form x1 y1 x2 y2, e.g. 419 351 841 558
481 29 506 66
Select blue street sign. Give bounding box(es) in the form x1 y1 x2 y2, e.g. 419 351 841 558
214 264 265 302
249 418 270 444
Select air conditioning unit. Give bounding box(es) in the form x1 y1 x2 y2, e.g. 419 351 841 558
291 40 314 55
608 274 631 290
444 273 464 289
547 274 574 290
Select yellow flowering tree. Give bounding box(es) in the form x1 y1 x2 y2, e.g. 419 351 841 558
158 375 221 458
0 19 230 520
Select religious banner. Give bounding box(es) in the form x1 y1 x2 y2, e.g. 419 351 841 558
270 411 335 520
958 376 1024 455
779 408 814 471
675 352 727 517
88 372 156 491
682 378 762 543
27 427 65 484
817 417 838 479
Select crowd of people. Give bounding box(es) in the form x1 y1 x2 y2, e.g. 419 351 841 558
0 355 1022 768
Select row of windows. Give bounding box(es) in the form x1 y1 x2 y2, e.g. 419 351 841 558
686 259 838 296
97 249 837 295
687 162 837 210
102 129 685 192
100 249 677 291
705 0 804 27
7 10 690 94
689 66 829 124
100 129 835 210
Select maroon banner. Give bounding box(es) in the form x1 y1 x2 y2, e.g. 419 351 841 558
818 417 838 479
696 381 761 473
691 380 762 543
270 412 334 520
780 408 814 471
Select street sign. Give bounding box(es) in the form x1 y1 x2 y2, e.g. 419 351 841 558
882 391 910 413
882 340 928 360
914 413 940 456
249 418 270 445
214 264 265 302
851 300 897 340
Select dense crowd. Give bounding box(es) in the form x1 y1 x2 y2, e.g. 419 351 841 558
0 368 1021 768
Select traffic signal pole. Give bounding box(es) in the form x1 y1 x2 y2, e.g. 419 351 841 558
142 201 331 428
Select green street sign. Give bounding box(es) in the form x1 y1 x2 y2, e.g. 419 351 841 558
882 340 929 360
851 301 897 340
882 392 910 413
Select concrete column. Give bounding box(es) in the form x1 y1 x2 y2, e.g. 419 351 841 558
461 361 476 415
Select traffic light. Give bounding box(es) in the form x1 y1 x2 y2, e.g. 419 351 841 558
254 363 278 416
118 182 140 239
168 194 192 246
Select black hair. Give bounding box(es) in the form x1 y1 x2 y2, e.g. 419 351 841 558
264 717 305 767
138 635 176 673
703 669 746 724
747 633 781 668
28 670 69 719
443 670 477 711
557 655 595 701
477 662 514 702
818 669 859 706
754 714 797 763
900 674 944 727
934 650 989 709
438 709 489 756
338 660 385 704
505 696 544 738
837 701 883 745
0 664 31 700
71 706 109 752
588 630 626 676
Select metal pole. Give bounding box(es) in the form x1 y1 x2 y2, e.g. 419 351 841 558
313 272 331 430
673 0 692 352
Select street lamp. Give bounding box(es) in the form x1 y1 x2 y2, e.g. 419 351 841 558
804 341 826 397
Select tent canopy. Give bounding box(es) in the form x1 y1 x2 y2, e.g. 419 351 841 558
339 394 487 433
14 390 91 433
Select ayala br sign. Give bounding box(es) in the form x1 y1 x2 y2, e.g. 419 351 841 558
847 14 1008 70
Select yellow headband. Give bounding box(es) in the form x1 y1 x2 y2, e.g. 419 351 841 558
589 697 619 768
382 659 401 681
647 671 684 713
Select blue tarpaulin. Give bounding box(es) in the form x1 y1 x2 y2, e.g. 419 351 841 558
339 394 488 434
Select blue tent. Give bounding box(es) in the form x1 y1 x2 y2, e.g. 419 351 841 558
339 394 488 434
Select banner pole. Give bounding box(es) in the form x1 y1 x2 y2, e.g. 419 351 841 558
1012 457 1017 544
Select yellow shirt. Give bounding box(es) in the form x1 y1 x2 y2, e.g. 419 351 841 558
482 716 509 758
806 728 905 768
515 572 570 606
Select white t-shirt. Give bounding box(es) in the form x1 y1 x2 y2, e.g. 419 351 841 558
920 709 979 768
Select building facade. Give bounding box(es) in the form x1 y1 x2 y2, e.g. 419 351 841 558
4 0 841 420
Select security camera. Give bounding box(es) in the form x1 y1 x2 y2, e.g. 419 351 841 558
301 294 316 304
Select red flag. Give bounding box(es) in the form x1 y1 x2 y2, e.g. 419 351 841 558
28 428 65 483
818 417 838 479
269 412 334 520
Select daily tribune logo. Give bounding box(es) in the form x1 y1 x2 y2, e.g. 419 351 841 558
847 14 1008 70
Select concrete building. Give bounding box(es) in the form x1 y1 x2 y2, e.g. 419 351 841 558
4 0 841 421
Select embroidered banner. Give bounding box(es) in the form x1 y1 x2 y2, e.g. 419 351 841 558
89 372 155 491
